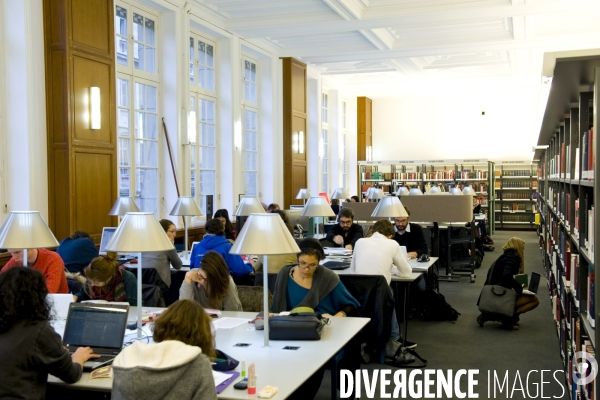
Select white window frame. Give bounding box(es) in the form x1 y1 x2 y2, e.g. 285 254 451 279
189 33 216 97
189 33 218 214
242 55 259 197
341 100 347 190
115 1 161 217
321 92 329 193
189 93 218 216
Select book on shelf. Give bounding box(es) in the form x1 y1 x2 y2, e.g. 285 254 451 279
574 148 580 180
587 272 595 329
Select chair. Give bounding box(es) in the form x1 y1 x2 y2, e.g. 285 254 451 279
254 271 284 296
141 284 166 307
338 274 394 361
237 285 272 312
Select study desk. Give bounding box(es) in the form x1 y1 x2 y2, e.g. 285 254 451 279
48 308 369 399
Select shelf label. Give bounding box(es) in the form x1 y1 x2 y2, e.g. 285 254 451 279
397 161 415 164
462 159 482 162
500 161 526 164
427 160 445 163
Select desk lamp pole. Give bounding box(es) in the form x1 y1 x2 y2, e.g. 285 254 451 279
262 255 269 347
137 253 143 339
23 249 27 267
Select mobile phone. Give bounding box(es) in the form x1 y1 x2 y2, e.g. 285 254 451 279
234 379 248 390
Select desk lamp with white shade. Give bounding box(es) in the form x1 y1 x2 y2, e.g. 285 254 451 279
331 188 349 202
109 197 140 222
462 185 476 196
105 212 174 338
371 196 409 219
230 213 300 346
367 188 384 202
396 186 410 197
295 188 311 206
301 196 336 237
234 196 265 234
169 196 202 261
0 211 59 266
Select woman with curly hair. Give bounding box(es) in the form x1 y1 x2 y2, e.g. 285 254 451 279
180 250 242 311
74 252 138 306
0 268 98 398
112 299 217 400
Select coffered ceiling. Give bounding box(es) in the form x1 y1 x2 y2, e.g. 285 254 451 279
194 0 600 97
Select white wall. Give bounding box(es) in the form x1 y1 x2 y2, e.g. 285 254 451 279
372 88 540 163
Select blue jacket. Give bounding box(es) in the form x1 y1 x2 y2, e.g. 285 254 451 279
190 235 253 277
56 237 99 273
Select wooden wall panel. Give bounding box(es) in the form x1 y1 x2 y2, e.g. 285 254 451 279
72 56 113 145
50 52 67 144
70 0 111 54
44 0 117 242
357 96 372 162
73 152 115 239
282 58 308 208
52 148 70 240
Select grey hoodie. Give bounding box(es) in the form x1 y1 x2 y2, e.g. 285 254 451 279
112 340 217 400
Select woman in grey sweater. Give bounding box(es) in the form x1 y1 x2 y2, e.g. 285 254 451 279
112 299 216 400
180 251 242 311
141 219 183 301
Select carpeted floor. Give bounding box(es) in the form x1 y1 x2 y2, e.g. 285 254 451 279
315 230 570 399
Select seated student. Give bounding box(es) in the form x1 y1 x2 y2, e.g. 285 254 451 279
271 239 360 399
1 248 69 294
325 208 364 250
140 219 182 301
112 299 217 400
74 252 138 306
392 205 429 259
0 268 99 399
330 199 341 215
56 231 99 274
350 219 417 352
180 251 242 311
190 219 253 276
267 203 280 212
350 195 360 202
213 209 237 241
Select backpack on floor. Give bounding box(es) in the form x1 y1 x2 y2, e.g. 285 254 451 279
421 289 460 322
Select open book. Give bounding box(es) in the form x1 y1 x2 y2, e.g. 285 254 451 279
514 274 528 287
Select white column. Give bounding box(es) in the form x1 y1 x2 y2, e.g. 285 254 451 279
1 0 48 219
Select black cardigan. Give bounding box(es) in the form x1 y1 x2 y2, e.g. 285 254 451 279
326 223 364 249
485 250 523 295
393 223 429 256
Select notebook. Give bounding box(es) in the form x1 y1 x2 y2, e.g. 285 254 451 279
99 227 117 255
522 272 541 295
48 294 74 322
62 303 129 371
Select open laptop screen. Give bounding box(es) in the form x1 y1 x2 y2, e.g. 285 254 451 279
99 227 117 255
63 303 129 351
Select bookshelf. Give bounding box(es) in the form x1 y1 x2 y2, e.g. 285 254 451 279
493 163 538 231
537 66 599 400
357 160 495 232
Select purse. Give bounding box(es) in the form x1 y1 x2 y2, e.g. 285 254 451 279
478 285 517 317
211 349 239 371
269 313 329 340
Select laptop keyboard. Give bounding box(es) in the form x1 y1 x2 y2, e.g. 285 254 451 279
89 355 115 364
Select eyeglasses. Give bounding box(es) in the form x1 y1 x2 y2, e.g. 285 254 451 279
298 261 319 270
339 219 353 226
196 271 207 281
394 219 408 224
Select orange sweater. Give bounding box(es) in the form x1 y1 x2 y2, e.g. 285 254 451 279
1 249 68 293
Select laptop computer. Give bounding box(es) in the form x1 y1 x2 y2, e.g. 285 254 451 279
400 246 409 262
322 260 351 270
99 227 117 255
62 303 129 371
522 272 541 295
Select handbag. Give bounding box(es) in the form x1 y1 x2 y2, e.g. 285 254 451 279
478 285 517 317
211 349 239 371
269 313 329 340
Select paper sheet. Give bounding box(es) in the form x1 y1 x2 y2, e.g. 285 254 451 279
212 317 250 330
212 370 232 387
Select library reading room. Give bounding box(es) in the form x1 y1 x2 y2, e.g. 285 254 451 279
1 0 600 399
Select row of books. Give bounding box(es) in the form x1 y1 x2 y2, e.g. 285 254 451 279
501 169 532 176
499 192 533 200
501 203 528 211
501 181 532 188
459 170 488 179
495 214 534 223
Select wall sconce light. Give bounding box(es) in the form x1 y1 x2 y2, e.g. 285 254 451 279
188 110 197 144
90 87 101 130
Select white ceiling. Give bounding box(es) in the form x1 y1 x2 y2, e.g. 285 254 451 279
195 0 600 98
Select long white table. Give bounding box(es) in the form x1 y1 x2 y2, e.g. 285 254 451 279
48 308 369 399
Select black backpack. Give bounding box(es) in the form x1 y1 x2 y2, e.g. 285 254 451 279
421 289 460 322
